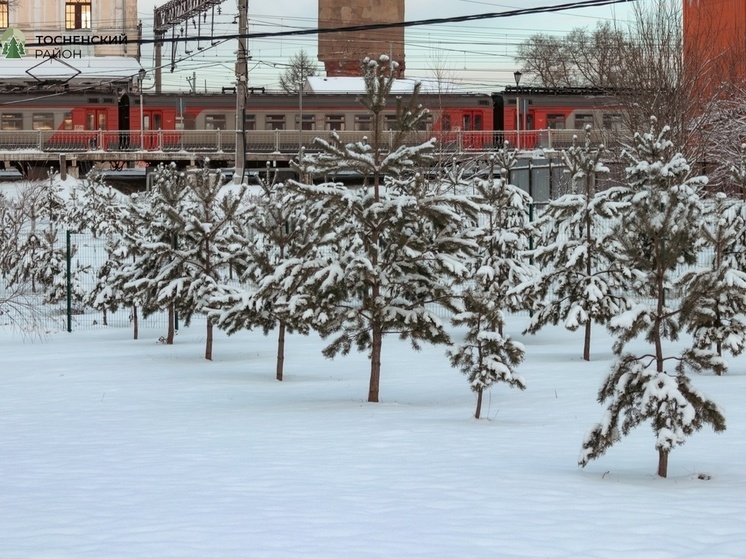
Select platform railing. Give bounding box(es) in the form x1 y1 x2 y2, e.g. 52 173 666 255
0 128 625 154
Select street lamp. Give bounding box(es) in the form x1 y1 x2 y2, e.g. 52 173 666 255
514 70 522 150
138 68 146 151
298 75 303 157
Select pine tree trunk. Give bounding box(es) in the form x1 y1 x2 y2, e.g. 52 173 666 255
657 448 669 478
103 308 108 326
583 321 591 362
368 320 383 403
475 387 483 419
205 318 213 360
166 305 175 345
276 321 286 381
132 304 139 340
584 196 593 362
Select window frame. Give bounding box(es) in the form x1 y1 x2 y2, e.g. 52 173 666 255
65 0 92 30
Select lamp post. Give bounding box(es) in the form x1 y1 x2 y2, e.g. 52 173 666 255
514 70 522 150
138 68 146 150
298 76 303 157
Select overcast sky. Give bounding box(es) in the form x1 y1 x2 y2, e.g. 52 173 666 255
135 0 641 93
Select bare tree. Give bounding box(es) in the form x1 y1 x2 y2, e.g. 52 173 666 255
517 1 744 168
278 50 318 94
515 22 627 88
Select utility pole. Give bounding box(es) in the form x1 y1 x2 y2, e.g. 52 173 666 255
235 0 248 184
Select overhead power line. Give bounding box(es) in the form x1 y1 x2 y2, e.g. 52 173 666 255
24 0 637 48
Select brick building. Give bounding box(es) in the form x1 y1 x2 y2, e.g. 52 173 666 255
318 0 405 77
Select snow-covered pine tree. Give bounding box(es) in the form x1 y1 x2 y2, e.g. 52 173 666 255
448 151 533 418
163 163 248 360
519 127 629 361
678 191 746 370
214 163 331 380
5 178 87 308
119 163 186 344
68 172 129 326
285 54 482 402
579 119 726 478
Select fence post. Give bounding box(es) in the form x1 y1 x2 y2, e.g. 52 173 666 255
66 230 72 333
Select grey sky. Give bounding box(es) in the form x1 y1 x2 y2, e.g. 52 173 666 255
135 0 639 92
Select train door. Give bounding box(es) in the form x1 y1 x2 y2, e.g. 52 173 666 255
461 110 484 148
143 110 163 149
118 95 131 149
85 108 107 149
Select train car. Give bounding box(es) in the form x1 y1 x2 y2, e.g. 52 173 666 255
119 85 495 152
495 86 623 150
0 83 622 160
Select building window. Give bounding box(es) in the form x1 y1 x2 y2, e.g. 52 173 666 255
205 114 226 130
325 114 345 131
265 115 285 130
295 114 315 130
574 113 594 129
32 113 55 130
1 113 23 130
65 0 91 30
0 1 8 29
547 114 566 130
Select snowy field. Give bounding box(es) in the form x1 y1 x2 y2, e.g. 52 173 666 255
2 316 745 558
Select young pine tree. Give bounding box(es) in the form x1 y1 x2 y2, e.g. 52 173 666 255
678 192 746 369
579 120 726 478
285 54 482 402
119 163 186 345
520 128 629 361
214 164 329 380
448 152 533 418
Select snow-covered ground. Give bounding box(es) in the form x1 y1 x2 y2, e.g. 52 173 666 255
2 315 745 558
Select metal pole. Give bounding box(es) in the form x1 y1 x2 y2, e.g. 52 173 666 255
516 95 520 150
66 230 72 333
514 70 522 151
138 68 145 150
298 82 303 156
235 0 248 184
140 91 144 150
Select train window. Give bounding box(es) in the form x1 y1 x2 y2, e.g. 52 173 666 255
354 115 371 131
414 114 433 131
295 114 315 130
0 1 7 29
574 113 594 129
63 113 73 131
441 114 452 132
1 113 23 131
603 113 623 132
547 114 566 130
32 114 55 131
384 114 400 131
245 114 256 131
466 113 483 131
65 0 91 30
266 115 286 130
183 114 196 130
325 114 345 131
205 114 227 130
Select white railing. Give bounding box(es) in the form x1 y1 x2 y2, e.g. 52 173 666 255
0 128 625 154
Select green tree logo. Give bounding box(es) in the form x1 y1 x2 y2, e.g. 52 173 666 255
1 28 27 59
